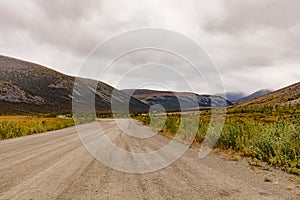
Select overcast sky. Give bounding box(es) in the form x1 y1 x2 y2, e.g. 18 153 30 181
0 0 299 94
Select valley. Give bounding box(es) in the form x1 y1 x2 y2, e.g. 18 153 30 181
0 55 299 199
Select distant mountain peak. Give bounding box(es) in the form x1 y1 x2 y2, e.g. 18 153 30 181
233 82 300 107
235 89 273 104
216 91 246 104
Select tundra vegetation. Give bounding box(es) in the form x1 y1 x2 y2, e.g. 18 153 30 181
1 104 299 175
0 112 115 140
0 115 74 140
135 105 300 175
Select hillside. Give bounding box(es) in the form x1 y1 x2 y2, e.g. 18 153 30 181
0 55 149 115
235 89 272 104
122 89 233 111
234 82 300 107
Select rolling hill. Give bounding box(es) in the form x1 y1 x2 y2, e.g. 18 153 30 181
0 55 149 115
122 89 233 111
234 82 300 107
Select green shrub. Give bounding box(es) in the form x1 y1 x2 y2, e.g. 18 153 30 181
135 107 300 174
0 118 74 140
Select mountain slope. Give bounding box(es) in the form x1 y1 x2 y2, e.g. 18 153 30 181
234 82 300 107
235 89 272 104
0 55 149 114
122 89 233 111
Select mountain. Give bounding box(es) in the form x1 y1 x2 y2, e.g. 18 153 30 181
235 89 272 104
0 55 149 115
122 89 233 111
234 82 300 107
216 91 246 104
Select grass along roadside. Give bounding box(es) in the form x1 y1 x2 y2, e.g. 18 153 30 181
0 112 116 140
134 107 300 175
0 116 75 140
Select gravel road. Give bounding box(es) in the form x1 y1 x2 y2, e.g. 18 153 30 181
0 119 299 200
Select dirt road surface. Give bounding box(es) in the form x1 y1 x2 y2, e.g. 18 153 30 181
0 119 299 200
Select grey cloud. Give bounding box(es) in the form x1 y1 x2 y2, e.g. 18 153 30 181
204 0 300 33
0 0 299 94
202 0 300 65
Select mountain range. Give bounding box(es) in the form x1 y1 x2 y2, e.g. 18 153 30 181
217 89 272 104
0 55 299 114
122 89 233 111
